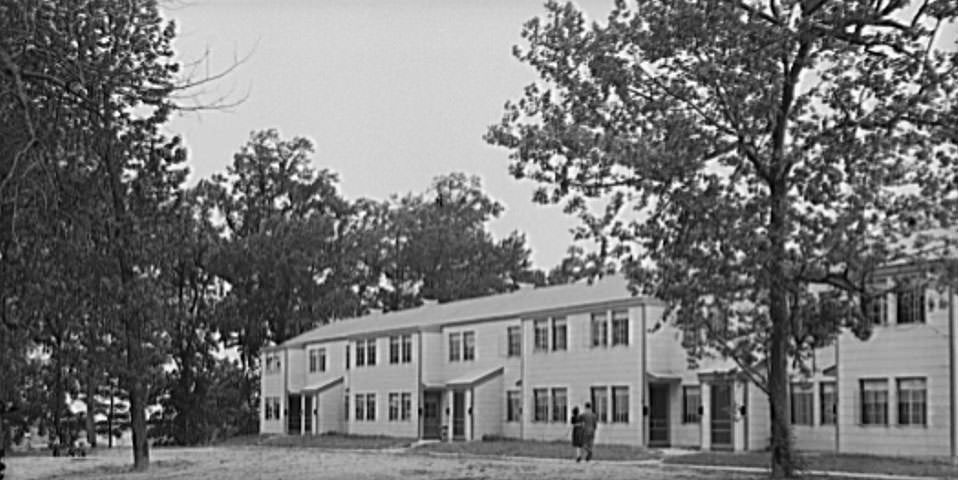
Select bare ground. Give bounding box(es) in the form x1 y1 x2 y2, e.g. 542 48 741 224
6 445 762 480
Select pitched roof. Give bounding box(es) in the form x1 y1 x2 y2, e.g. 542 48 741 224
274 275 661 350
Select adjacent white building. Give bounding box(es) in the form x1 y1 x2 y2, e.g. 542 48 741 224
260 273 958 457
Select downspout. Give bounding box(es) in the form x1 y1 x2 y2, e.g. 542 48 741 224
836 334 841 453
284 348 289 434
641 304 648 447
418 331 424 440
743 382 749 451
949 285 956 464
520 319 526 441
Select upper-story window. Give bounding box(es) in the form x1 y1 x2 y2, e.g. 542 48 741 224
865 293 888 325
591 312 608 347
264 353 281 374
611 310 629 345
896 286 926 324
463 331 476 361
308 348 326 373
533 319 549 351
401 334 413 363
551 317 567 351
449 331 475 362
507 326 521 357
592 309 629 347
355 339 376 367
449 332 461 361
387 335 413 364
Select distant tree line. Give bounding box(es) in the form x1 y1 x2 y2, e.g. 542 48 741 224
0 0 614 469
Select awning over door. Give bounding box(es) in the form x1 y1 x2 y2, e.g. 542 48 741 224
297 376 344 394
444 366 504 388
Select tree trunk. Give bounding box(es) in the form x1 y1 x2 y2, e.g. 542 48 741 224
85 364 97 448
126 314 149 471
108 388 114 449
768 181 797 478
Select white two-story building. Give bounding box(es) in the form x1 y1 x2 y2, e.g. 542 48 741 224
260 273 958 457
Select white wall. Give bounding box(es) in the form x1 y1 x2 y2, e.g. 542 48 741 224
522 306 648 445
473 376 504 440
346 335 420 438
317 383 345 434
837 287 954 456
260 351 286 434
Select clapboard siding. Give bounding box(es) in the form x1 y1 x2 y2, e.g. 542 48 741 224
473 376 504 440
347 335 419 438
302 340 347 389
287 349 305 393
318 383 345 434
522 306 645 445
837 287 953 456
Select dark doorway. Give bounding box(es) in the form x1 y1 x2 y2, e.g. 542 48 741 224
452 391 466 440
287 394 301 435
648 384 670 447
422 390 442 439
303 396 313 434
710 383 733 449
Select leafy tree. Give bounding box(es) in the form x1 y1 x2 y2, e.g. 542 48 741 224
377 173 536 310
487 1 958 477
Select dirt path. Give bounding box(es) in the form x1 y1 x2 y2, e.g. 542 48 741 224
6 446 761 480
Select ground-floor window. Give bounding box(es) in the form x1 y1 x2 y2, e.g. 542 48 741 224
551 388 568 422
354 393 376 422
355 394 365 421
366 393 376 421
820 381 836 425
506 390 521 422
611 386 629 423
533 388 548 422
860 379 888 425
790 383 813 425
345 395 349 421
897 378 926 426
401 392 412 421
389 393 400 421
682 386 701 424
590 386 608 423
264 397 281 420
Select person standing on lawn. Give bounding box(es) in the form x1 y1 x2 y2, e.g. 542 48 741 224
570 406 584 462
579 402 598 462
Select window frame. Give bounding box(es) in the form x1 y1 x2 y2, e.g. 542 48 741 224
860 378 889 425
896 285 926 325
790 382 814 426
449 332 462 362
366 393 376 421
355 341 366 367
366 339 377 366
533 388 549 422
590 386 609 423
897 377 927 426
506 390 521 422
611 310 629 346
507 326 521 357
820 381 837 425
682 386 701 424
401 334 413 363
463 331 476 361
591 312 608 347
401 392 412 421
611 386 629 423
389 336 401 364
355 394 365 422
551 387 568 423
551 317 567 351
388 392 400 421
533 319 549 352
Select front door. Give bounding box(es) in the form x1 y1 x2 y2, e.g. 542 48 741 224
710 383 733 449
287 394 302 435
452 391 466 440
649 384 670 447
422 390 442 439
303 396 313 434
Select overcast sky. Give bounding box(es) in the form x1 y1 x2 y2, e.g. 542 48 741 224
165 0 618 270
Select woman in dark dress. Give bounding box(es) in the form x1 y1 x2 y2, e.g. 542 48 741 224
570 406 584 462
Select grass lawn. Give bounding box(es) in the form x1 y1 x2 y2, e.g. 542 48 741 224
414 437 660 462
664 450 958 478
213 432 416 450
